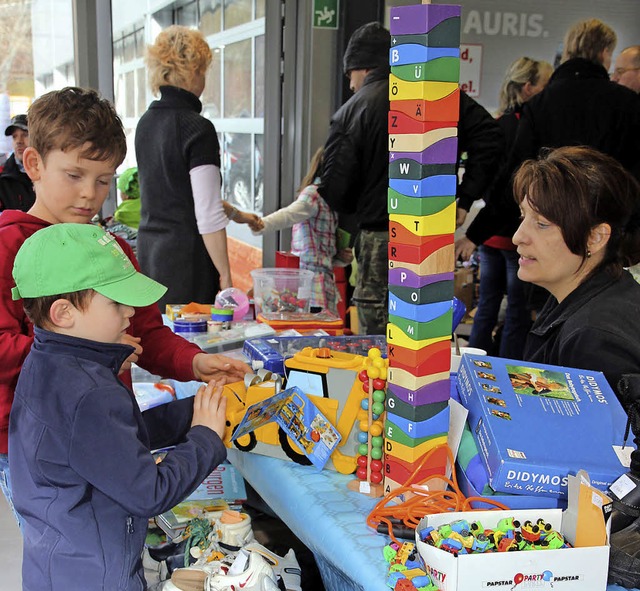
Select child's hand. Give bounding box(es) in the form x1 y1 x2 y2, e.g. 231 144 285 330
248 215 264 232
191 379 228 439
192 352 251 384
118 334 142 374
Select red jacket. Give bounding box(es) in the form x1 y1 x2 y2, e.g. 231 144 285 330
0 210 203 453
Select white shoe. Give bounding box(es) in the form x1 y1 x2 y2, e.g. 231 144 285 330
206 549 278 591
209 510 255 551
242 543 302 591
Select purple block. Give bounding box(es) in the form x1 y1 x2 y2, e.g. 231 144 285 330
389 268 453 289
387 380 451 406
390 137 459 165
390 4 461 36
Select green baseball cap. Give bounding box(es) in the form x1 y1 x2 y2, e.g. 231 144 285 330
12 224 167 307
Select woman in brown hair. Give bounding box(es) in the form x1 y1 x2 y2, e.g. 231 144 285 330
513 145 640 389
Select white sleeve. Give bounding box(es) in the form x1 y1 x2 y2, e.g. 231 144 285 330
258 199 316 234
190 164 229 234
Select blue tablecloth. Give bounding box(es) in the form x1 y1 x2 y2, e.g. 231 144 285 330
227 448 640 591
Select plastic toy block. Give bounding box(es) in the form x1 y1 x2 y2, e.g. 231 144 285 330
386 405 450 440
388 268 453 289
390 206 456 237
389 45 459 67
384 474 405 495
385 433 448 464
388 247 455 278
389 234 454 265
389 279 453 305
390 76 458 102
389 176 457 198
389 294 451 322
390 141 457 168
390 19 461 49
389 127 458 153
386 322 450 352
390 4 461 36
388 155 456 179
387 392 448 422
387 339 451 375
385 450 449 483
394 577 418 591
388 309 453 340
388 366 450 392
387 378 450 406
390 88 460 123
389 192 455 221
388 114 458 140
392 58 460 84
384 419 444 447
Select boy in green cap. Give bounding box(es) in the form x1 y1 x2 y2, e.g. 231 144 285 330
114 166 141 229
10 223 229 591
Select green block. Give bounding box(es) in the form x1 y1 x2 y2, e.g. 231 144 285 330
391 58 460 83
389 280 454 305
388 189 455 216
386 394 448 422
388 311 453 341
391 19 461 48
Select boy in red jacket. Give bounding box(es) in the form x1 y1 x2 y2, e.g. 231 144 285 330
0 87 250 519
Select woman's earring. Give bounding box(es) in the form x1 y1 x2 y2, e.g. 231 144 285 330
587 249 592 258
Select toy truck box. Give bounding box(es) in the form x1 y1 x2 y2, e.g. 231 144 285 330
415 509 609 591
456 354 628 499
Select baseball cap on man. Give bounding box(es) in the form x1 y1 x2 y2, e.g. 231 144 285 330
4 114 28 136
11 224 167 307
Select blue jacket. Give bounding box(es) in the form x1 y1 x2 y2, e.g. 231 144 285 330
9 328 227 591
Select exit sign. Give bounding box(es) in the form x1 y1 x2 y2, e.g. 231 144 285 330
313 0 339 29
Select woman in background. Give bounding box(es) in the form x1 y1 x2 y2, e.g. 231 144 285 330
136 26 231 309
456 57 552 358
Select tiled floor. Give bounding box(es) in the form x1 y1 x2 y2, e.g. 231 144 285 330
0 494 22 588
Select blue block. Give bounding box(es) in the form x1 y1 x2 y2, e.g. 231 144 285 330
388 294 452 323
389 176 457 198
389 44 459 66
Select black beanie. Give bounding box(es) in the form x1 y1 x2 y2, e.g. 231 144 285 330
343 22 390 74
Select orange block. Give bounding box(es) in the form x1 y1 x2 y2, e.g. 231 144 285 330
384 449 449 485
387 340 451 375
389 234 453 264
390 88 460 122
389 111 457 134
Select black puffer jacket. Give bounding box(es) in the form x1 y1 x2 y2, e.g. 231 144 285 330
0 154 35 212
318 68 389 232
512 58 640 178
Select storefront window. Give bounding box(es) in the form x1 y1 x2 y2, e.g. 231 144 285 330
223 38 252 118
224 0 252 29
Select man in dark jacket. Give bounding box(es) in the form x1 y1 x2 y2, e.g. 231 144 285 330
0 114 35 212
318 22 390 335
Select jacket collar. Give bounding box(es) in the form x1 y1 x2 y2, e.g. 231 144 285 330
363 66 390 87
33 327 134 376
154 85 203 113
530 268 618 337
550 57 610 83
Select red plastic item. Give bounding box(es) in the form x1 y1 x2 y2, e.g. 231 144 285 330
275 251 300 268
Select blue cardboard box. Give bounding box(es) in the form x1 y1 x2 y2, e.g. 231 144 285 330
457 354 629 499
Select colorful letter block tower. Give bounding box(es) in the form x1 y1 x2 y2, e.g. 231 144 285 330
384 3 461 494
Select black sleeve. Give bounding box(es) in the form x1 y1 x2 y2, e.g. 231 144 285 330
142 396 195 449
456 92 505 212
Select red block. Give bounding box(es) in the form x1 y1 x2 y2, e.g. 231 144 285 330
390 88 460 122
275 251 300 268
389 111 457 134
385 449 449 486
387 340 451 375
389 234 453 265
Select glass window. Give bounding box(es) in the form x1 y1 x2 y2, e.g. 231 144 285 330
222 132 254 211
125 70 135 118
255 0 265 19
199 0 222 35
123 32 136 61
224 0 251 29
176 0 198 26
202 48 222 118
223 39 252 118
136 68 147 116
254 35 264 118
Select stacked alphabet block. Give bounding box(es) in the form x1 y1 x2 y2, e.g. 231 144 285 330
385 3 461 493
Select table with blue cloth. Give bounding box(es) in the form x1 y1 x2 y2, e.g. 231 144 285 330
227 448 640 591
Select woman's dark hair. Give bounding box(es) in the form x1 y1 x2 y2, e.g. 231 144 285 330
513 146 640 277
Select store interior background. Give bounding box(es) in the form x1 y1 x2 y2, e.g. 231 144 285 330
0 0 639 585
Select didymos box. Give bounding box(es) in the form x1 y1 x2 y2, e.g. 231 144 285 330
456 354 628 498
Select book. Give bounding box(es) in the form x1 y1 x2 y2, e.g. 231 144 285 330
155 460 247 540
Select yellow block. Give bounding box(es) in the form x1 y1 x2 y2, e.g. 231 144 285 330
389 76 459 101
387 323 450 350
385 434 448 463
389 204 456 237
388 367 450 390
388 246 455 276
389 127 457 152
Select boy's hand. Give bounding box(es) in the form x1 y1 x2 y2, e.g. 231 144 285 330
192 352 251 384
119 334 142 374
192 379 228 439
455 236 477 262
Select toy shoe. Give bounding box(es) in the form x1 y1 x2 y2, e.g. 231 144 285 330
209 509 254 552
206 549 278 591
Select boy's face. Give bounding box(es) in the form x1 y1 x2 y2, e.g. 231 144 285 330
24 145 116 224
67 292 135 344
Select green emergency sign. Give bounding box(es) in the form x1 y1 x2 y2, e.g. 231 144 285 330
313 0 339 29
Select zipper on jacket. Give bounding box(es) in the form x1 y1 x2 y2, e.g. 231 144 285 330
126 516 134 534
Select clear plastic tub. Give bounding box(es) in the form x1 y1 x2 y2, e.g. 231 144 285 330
250 268 314 315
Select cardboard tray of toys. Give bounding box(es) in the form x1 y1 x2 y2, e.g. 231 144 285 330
415 508 609 591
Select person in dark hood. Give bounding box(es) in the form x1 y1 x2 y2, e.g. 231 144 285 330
0 114 36 212
318 22 390 335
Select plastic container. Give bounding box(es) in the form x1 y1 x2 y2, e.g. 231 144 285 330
250 268 314 315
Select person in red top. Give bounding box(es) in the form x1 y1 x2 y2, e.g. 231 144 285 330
0 87 250 520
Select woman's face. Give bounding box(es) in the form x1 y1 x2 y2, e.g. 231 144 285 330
512 197 589 302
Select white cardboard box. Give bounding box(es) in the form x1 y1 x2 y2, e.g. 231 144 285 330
415 509 609 591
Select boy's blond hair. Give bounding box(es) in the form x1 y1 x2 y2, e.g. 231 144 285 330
27 87 126 167
146 25 212 95
562 19 617 65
